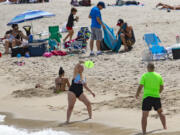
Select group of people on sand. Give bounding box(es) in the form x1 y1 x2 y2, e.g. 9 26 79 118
1 1 170 134
56 2 167 133
63 1 135 56
54 61 167 135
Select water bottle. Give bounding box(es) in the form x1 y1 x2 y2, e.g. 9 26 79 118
28 34 33 43
176 35 180 44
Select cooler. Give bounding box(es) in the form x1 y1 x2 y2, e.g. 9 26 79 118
28 40 48 57
172 47 180 59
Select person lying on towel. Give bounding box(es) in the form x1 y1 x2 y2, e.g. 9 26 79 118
108 0 141 6
156 3 180 10
116 19 135 51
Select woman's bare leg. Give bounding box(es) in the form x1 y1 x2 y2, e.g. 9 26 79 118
4 40 10 54
11 39 16 48
79 93 92 119
66 91 76 123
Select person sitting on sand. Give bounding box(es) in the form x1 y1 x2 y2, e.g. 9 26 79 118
66 61 95 123
116 19 135 51
4 24 28 54
135 63 167 135
156 3 180 10
55 67 70 93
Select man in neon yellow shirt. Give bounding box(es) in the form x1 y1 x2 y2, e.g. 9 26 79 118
135 63 167 135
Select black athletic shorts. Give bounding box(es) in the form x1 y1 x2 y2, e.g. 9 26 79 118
142 97 162 111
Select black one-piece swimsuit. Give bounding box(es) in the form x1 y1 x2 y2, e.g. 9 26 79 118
69 79 83 98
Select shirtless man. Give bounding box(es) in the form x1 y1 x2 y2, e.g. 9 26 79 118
55 67 70 93
117 19 135 51
4 24 28 54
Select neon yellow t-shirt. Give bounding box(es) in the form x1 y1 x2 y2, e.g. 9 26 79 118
140 72 163 99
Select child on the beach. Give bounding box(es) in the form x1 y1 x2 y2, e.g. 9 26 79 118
63 8 79 42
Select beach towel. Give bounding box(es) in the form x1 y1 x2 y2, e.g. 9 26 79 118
108 0 144 7
103 23 122 52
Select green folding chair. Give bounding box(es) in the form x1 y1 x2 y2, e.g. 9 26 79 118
48 26 62 51
49 26 62 43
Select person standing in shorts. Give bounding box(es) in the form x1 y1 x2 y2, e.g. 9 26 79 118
135 63 167 135
89 1 106 56
63 8 79 42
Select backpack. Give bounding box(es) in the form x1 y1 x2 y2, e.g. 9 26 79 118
79 0 91 6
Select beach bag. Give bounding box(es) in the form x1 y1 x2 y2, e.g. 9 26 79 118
43 52 53 57
64 39 76 48
11 47 28 57
100 39 110 51
71 0 79 6
116 0 123 5
79 0 91 6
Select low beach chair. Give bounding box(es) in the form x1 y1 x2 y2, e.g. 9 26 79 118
143 33 168 60
64 27 90 53
48 26 62 51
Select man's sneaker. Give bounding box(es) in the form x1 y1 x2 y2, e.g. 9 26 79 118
97 51 102 55
90 52 95 56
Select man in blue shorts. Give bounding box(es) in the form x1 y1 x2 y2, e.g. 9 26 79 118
89 1 105 56
135 63 167 135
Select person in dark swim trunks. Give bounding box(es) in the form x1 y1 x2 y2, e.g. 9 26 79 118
116 19 135 51
66 62 95 123
135 63 167 135
55 67 70 93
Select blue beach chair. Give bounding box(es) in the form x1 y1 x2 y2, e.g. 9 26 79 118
143 33 167 60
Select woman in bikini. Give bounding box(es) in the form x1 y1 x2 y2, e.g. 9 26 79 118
4 24 28 54
55 67 70 93
66 62 95 123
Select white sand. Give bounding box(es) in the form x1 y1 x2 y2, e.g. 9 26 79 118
0 0 180 134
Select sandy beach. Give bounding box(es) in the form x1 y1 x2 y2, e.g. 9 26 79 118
0 0 180 135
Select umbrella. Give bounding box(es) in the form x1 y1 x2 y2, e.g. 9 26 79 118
7 10 55 25
7 10 55 34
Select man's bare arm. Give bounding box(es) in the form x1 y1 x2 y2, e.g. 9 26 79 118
136 84 143 99
96 17 105 29
160 85 164 93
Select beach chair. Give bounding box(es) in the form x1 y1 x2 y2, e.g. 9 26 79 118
23 25 31 36
143 33 168 60
48 26 62 51
64 27 90 53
